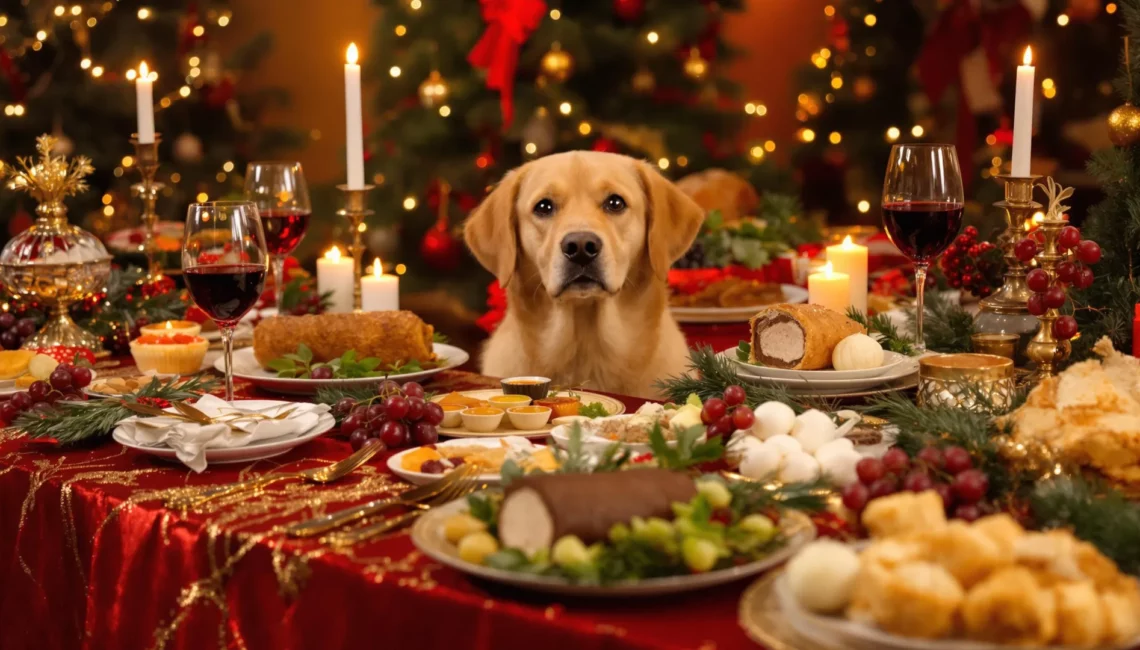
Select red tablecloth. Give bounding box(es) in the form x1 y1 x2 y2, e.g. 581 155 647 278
0 367 758 650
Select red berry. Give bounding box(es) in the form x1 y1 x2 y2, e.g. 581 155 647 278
933 483 955 510
1056 261 1077 284
701 398 727 424
423 402 445 426
953 503 982 522
1014 238 1037 262
1027 293 1046 316
1076 240 1101 265
722 385 746 407
731 405 754 430
956 234 971 247
952 469 989 503
1026 268 1050 293
882 448 910 474
1043 286 1067 309
384 395 409 421
944 244 958 256
378 421 409 447
968 245 980 257
868 476 899 498
903 470 934 493
310 366 334 380
1052 315 1079 340
0 401 19 422
965 225 978 237
943 446 973 474
1059 226 1082 250
401 382 426 399
916 446 944 469
856 457 886 485
841 482 870 512
961 274 973 285
1075 265 1095 290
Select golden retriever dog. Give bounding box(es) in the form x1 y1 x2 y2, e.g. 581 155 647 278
464 151 704 398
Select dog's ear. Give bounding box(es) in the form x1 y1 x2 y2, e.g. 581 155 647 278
637 161 705 280
465 168 523 287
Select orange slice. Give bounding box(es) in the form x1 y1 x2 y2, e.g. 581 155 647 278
0 350 35 380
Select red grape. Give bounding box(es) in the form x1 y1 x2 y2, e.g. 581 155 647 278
1076 240 1101 265
15 319 36 337
384 395 409 421
0 401 19 422
10 392 32 411
366 404 386 422
868 476 899 498
943 446 972 474
856 458 886 485
952 469 989 503
0 313 15 329
1074 265 1095 290
882 448 910 474
1059 226 1082 250
953 503 982 522
49 368 72 391
1043 286 1066 309
1026 268 1050 293
932 483 955 510
69 366 93 388
714 414 735 435
1014 238 1038 262
0 332 18 350
1056 261 1077 285
379 421 409 447
402 382 425 399
722 385 746 407
903 470 934 493
348 430 370 450
406 396 426 422
1027 293 1046 316
28 381 50 402
841 482 870 512
310 366 334 380
334 397 357 416
701 398 727 424
341 413 363 435
423 402 445 426
412 422 439 445
730 405 754 430
1052 316 1079 340
378 379 402 396
916 446 944 469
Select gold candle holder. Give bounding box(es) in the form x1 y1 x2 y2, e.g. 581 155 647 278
918 353 1016 411
1024 178 1077 381
337 184 374 312
130 133 165 281
971 332 1018 360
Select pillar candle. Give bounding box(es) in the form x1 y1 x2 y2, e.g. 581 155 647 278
826 235 868 315
344 44 365 190
317 246 354 313
808 262 851 314
1012 46 1034 177
361 258 399 312
135 61 155 144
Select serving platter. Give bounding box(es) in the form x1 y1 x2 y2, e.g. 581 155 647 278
548 413 694 453
732 350 910 381
723 351 919 395
220 343 470 396
387 438 550 486
670 284 808 323
411 495 815 597
428 389 625 438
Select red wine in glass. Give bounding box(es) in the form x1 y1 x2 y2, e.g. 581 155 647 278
882 201 964 263
184 264 266 327
261 209 312 256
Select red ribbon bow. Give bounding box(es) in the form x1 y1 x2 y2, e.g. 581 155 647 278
468 0 546 131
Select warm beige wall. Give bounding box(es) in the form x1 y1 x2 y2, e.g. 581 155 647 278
220 0 829 182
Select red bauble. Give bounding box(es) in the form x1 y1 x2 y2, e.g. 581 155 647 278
613 0 644 21
592 137 620 153
420 223 462 272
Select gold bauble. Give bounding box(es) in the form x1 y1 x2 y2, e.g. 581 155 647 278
1108 103 1140 147
631 67 655 94
683 47 709 81
540 42 574 83
417 70 450 109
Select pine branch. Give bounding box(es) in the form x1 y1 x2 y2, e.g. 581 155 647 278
906 292 975 353
654 347 830 412
728 478 830 518
1031 477 1140 575
846 307 916 355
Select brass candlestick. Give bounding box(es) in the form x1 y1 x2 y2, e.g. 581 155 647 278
1025 179 1075 380
130 133 165 281
337 184 374 312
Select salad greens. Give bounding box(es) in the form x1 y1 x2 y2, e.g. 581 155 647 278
267 343 437 379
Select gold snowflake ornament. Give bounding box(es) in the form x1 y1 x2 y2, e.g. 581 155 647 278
0 134 94 207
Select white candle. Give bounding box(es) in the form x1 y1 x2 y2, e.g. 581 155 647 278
135 61 155 144
344 44 365 190
317 246 355 313
826 235 868 316
1012 46 1034 177
808 262 851 315
361 258 399 312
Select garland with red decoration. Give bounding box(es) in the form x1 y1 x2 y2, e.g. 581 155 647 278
468 0 547 130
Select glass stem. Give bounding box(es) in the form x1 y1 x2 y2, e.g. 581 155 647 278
221 324 235 403
272 255 286 312
914 263 928 353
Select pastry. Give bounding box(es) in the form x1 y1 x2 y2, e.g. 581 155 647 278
848 561 964 639
913 521 1005 588
961 566 1058 645
861 490 947 539
1053 581 1108 648
129 333 209 375
748 303 865 370
252 311 435 368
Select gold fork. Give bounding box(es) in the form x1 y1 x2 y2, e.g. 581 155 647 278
166 438 385 510
284 463 479 538
323 474 482 547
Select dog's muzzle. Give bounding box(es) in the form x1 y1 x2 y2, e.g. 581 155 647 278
556 231 608 295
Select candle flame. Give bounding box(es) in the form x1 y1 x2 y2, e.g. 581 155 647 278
346 43 359 65
842 235 854 247
325 246 342 262
821 261 834 275
165 321 173 330
372 257 382 278
1022 46 1032 66
139 61 148 77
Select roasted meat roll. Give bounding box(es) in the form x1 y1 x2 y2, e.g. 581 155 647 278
748 303 865 370
252 311 435 367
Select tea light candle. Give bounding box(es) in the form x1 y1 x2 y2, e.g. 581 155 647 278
808 262 850 314
317 246 354 313
140 320 202 338
1012 46 1034 177
344 44 365 190
135 61 155 144
826 235 868 315
361 258 399 312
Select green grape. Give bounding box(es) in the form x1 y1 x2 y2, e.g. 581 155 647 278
682 537 719 572
696 479 733 509
608 522 631 543
551 535 591 568
737 514 777 542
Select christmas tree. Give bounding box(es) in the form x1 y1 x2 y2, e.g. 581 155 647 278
363 0 788 308
0 1 302 241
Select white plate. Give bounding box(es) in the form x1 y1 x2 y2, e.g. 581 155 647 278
732 350 909 381
670 284 809 323
549 413 695 453
410 494 815 597
0 369 99 397
724 351 919 395
219 343 470 396
429 389 625 438
387 438 549 486
111 399 335 464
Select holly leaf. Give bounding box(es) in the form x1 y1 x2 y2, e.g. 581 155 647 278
267 358 296 373
297 343 313 365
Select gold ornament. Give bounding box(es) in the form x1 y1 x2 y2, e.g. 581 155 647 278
417 70 450 108
683 47 709 81
540 42 574 83
1108 103 1140 146
631 66 655 94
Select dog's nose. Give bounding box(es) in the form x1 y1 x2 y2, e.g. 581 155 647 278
561 232 603 266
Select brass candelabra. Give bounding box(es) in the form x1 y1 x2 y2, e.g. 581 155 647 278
130 134 164 281
337 184 374 312
1025 179 1075 380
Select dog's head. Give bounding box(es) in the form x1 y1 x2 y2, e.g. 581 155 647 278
464 151 704 301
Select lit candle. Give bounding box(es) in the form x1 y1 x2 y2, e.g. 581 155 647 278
826 235 868 315
344 43 364 190
808 262 851 314
135 61 155 144
361 258 399 312
1012 46 1034 177
317 246 355 313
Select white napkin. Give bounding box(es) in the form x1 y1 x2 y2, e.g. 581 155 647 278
115 395 330 472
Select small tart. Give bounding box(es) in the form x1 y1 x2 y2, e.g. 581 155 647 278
129 333 209 375
139 320 202 338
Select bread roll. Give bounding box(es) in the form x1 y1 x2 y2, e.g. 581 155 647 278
748 303 865 370
252 311 435 367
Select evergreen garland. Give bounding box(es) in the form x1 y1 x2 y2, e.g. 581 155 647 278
908 292 976 353
655 347 831 412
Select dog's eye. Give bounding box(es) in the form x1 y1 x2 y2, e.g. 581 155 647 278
533 198 555 217
602 194 627 214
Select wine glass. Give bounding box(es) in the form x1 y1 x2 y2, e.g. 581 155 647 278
243 162 311 312
182 201 269 402
881 144 965 353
